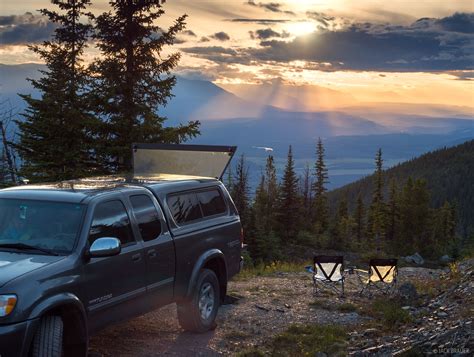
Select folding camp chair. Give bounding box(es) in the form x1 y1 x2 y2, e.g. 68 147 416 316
357 258 398 296
306 255 345 297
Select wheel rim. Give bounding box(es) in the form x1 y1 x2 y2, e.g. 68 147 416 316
198 282 215 321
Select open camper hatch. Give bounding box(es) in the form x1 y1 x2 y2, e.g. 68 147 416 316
132 143 237 180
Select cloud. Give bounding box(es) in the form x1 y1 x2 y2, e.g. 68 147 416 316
182 46 238 56
0 12 56 45
249 28 290 39
210 31 231 41
246 1 295 15
436 12 474 33
182 30 197 37
244 13 474 71
229 18 290 24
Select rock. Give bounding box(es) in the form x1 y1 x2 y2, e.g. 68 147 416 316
315 352 328 357
402 306 411 310
397 282 419 304
404 252 425 265
437 311 448 318
440 255 453 264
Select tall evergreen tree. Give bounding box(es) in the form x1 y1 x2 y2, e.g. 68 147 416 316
91 0 200 172
249 174 280 262
312 138 329 233
385 179 400 251
399 177 432 255
16 0 99 181
432 201 457 256
263 155 279 234
231 154 250 230
278 146 300 241
300 163 313 230
330 197 353 250
353 193 365 246
367 148 386 248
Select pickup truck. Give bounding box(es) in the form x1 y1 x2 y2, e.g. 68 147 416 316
0 144 242 357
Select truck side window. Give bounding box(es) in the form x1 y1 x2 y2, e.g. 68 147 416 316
130 195 162 241
168 192 202 225
197 189 227 217
89 200 135 246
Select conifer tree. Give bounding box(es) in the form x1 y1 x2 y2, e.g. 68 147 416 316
278 146 300 241
367 148 386 248
300 163 313 230
249 174 280 262
231 154 250 230
353 193 365 246
91 0 200 172
432 201 457 256
263 155 279 234
385 179 400 251
399 177 431 255
17 0 99 181
312 138 329 233
330 197 352 250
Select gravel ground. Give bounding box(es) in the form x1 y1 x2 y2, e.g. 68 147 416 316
88 267 448 356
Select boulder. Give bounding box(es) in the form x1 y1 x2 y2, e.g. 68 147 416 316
397 282 419 304
440 255 453 264
404 252 425 265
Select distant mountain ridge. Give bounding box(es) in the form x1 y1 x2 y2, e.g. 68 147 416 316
327 140 474 236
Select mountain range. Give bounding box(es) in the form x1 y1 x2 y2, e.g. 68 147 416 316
1 63 473 189
327 139 474 237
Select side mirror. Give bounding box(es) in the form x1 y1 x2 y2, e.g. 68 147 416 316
88 237 121 258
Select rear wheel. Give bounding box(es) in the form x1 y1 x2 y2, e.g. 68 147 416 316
177 269 220 332
31 315 63 357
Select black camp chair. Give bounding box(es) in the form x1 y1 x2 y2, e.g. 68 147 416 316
356 258 398 296
307 255 345 297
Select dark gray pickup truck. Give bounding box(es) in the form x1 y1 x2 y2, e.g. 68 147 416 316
0 144 242 357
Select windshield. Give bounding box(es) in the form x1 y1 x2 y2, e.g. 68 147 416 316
0 199 85 254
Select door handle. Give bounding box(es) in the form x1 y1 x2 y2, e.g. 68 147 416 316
132 253 141 262
147 249 157 258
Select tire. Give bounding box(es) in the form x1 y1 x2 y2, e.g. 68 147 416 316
31 315 63 357
177 269 220 332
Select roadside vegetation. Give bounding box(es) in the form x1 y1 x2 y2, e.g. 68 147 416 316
238 324 349 357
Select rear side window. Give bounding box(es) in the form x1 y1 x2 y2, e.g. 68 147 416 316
168 192 202 224
197 189 227 217
89 200 134 246
130 195 162 242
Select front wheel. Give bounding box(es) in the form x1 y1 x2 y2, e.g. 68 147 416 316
177 269 220 332
31 315 63 357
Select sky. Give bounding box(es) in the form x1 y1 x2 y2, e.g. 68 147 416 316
0 0 473 109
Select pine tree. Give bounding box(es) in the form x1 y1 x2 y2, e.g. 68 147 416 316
249 174 280 262
330 197 353 250
312 138 329 234
385 179 400 252
399 178 432 255
91 0 200 172
432 201 457 256
353 193 365 247
300 163 313 230
264 155 279 234
367 148 386 249
278 146 300 241
16 0 100 182
231 154 250 230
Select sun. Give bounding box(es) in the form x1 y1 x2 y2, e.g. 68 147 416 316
287 21 316 36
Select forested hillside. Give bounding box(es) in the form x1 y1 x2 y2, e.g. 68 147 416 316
327 140 474 237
